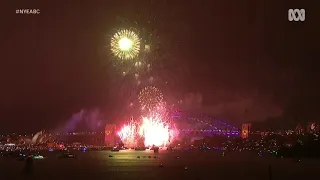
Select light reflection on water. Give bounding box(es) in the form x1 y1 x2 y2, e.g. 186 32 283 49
1 150 320 179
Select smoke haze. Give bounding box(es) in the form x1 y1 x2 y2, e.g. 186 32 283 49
180 92 282 125
55 108 104 132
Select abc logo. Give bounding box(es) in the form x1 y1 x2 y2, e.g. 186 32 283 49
288 9 305 21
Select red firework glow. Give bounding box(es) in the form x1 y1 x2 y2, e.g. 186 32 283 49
117 114 177 147
117 119 138 147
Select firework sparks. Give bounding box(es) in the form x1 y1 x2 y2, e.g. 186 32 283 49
139 115 172 147
117 112 177 147
117 119 138 147
111 29 140 60
138 86 163 111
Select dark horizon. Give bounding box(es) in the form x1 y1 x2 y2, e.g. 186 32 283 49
1 1 319 133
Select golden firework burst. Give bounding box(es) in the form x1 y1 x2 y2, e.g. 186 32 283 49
111 29 141 60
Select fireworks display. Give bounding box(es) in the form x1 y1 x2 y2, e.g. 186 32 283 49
117 118 138 147
139 115 174 147
118 114 176 147
138 86 163 111
108 21 178 148
111 29 141 60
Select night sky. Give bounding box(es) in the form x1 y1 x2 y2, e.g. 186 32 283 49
1 1 319 133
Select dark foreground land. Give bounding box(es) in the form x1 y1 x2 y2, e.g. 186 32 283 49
1 150 319 180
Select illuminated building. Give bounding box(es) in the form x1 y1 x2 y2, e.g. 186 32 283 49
105 124 117 147
241 124 251 139
23 130 54 144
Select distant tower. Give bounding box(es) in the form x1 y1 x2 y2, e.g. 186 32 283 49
241 124 251 139
105 124 117 147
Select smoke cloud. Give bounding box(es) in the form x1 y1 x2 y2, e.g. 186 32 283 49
202 97 283 124
181 93 202 110
179 91 282 124
56 108 104 132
